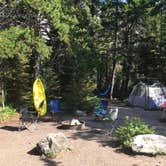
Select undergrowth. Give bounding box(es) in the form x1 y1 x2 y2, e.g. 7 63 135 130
0 106 17 122
114 117 155 149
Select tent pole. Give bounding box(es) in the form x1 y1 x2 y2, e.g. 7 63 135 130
145 85 148 111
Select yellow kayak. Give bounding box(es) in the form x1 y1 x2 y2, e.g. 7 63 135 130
33 78 47 116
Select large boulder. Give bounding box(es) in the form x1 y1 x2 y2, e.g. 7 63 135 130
37 133 70 157
131 134 166 155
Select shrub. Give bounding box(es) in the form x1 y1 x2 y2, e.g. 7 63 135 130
87 96 99 108
114 117 155 149
45 151 57 159
40 151 57 160
0 106 17 122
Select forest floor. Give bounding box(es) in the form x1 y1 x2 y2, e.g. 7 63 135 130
0 103 166 166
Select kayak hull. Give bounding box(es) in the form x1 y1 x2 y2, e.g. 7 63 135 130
33 78 47 116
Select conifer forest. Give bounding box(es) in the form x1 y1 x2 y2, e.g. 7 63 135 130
0 0 166 113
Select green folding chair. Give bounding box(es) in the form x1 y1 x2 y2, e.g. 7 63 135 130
103 108 119 134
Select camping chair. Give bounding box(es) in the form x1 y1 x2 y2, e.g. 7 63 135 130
19 107 38 132
105 108 119 134
94 104 119 135
94 99 108 120
96 108 119 135
49 99 62 121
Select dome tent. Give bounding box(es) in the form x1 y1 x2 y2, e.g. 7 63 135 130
128 82 166 110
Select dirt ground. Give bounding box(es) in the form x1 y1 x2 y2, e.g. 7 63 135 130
0 103 166 166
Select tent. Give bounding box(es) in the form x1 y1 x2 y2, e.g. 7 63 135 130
128 82 166 110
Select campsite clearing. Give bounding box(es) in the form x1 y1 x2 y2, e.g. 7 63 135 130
0 103 166 166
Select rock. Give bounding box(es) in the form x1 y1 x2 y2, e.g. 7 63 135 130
131 134 166 155
37 133 70 156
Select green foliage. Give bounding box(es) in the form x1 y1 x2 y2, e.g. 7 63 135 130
40 150 57 159
0 0 5 4
0 106 17 122
86 95 100 113
0 26 32 59
114 117 155 149
0 0 165 110
43 63 61 100
0 26 52 60
3 57 32 108
45 151 57 159
86 95 99 108
24 0 78 43
0 26 51 108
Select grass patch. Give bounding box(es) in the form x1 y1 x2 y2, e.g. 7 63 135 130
0 106 17 122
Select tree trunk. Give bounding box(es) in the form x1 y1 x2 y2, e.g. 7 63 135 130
97 67 102 90
1 82 5 110
110 7 119 99
122 77 129 97
1 60 6 110
33 48 40 79
120 23 132 98
110 62 119 99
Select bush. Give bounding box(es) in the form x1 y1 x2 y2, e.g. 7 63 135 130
0 106 17 122
86 96 99 109
45 151 57 159
114 117 155 149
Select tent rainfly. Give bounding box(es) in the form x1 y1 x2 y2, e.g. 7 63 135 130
128 82 166 110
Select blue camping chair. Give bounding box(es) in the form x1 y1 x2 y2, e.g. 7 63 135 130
49 99 63 122
49 99 61 114
95 99 108 119
94 99 119 134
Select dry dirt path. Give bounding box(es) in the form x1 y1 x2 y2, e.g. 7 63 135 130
0 105 166 166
